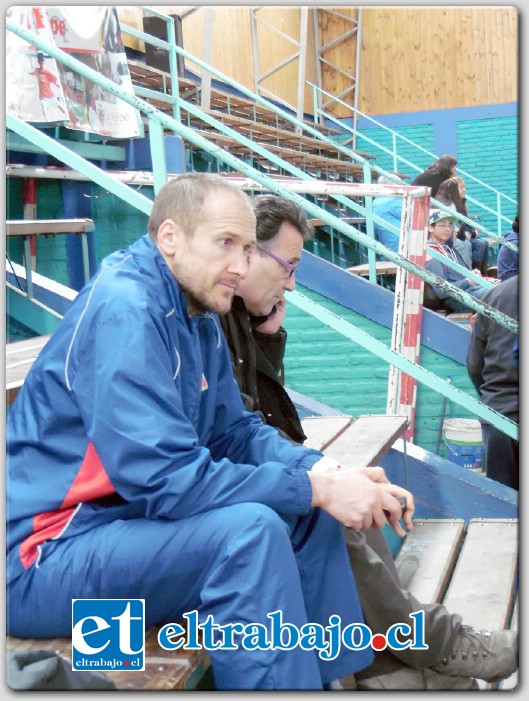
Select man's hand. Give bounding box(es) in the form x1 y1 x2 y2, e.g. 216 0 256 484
377 482 415 534
308 469 412 535
255 297 286 334
355 465 390 483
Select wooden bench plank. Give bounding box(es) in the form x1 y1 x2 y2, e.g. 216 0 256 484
499 596 518 690
186 130 366 177
442 518 518 631
347 260 399 277
180 108 360 158
320 414 408 467
6 219 94 237
6 335 50 393
441 519 518 691
395 519 466 603
301 415 353 451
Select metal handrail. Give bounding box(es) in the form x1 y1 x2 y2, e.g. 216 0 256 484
121 21 520 279
308 81 518 237
6 20 518 334
5 19 518 443
319 109 518 252
288 289 518 440
119 14 518 268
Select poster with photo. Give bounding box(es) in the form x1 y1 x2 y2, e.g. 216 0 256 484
6 6 142 138
6 6 68 125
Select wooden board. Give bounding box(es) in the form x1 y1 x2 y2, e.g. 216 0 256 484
442 518 518 631
499 596 519 690
320 414 407 467
301 415 353 451
6 219 94 237
395 519 466 604
347 260 399 277
6 336 50 393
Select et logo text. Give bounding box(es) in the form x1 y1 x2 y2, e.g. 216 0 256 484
71 599 145 671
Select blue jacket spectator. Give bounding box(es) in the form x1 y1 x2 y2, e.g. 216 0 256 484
373 198 403 254
372 175 403 256
497 215 519 281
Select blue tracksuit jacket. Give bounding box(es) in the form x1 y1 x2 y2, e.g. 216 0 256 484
6 234 322 582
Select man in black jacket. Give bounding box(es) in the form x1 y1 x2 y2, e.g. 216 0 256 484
221 195 517 690
467 276 519 489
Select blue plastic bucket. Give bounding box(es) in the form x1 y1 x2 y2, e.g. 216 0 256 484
443 418 483 470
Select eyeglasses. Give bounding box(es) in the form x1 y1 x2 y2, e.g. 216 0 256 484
256 245 297 278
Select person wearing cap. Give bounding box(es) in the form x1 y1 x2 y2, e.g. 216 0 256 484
424 209 489 313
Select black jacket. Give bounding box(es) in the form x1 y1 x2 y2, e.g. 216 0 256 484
410 171 444 198
466 276 519 422
221 296 307 444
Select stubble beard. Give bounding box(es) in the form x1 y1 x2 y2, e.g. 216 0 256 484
181 280 235 317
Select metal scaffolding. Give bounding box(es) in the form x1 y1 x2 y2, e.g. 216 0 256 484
313 6 362 144
250 6 309 123
249 7 362 138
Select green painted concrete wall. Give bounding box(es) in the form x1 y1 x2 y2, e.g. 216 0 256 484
6 179 71 287
457 116 518 228
283 286 481 457
92 188 151 262
357 111 518 234
6 180 152 288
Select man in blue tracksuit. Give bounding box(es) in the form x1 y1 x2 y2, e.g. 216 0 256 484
7 173 413 690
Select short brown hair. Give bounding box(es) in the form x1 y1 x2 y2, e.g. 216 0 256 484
148 173 252 240
252 195 313 246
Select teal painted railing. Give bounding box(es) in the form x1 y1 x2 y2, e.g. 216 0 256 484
288 290 517 440
119 15 518 287
309 81 518 243
5 18 518 443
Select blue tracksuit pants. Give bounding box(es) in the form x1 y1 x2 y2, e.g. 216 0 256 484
8 503 373 689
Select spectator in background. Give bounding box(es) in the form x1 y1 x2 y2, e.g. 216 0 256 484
497 215 519 281
372 175 404 255
466 275 519 490
435 177 490 275
222 194 518 690
424 210 489 312
411 154 457 198
435 177 472 267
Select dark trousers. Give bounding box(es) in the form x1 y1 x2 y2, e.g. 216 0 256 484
345 527 461 679
482 423 519 490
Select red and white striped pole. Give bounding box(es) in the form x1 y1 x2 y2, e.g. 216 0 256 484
398 193 430 442
23 178 37 271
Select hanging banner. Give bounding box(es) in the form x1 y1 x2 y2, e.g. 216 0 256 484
6 6 143 139
6 6 68 125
